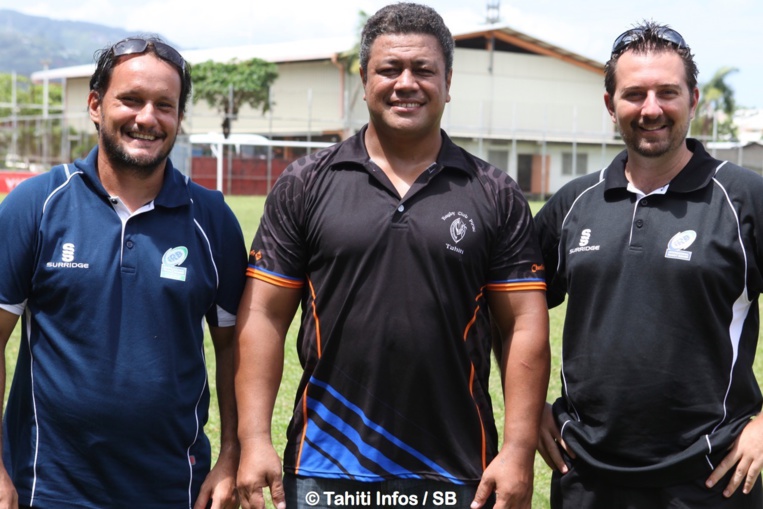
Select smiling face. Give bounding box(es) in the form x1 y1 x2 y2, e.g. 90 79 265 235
605 49 698 159
360 33 451 142
88 52 182 177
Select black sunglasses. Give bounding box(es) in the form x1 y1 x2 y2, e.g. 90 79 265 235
111 38 186 72
611 27 688 56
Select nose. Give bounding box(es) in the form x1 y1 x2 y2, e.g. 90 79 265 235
135 102 159 126
395 69 418 90
641 92 663 118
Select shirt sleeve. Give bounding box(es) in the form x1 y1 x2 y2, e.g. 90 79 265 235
486 177 546 292
0 175 47 312
247 162 308 289
534 189 568 308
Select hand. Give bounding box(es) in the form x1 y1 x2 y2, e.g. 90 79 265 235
193 445 240 509
537 403 573 474
0 468 18 509
707 415 763 497
470 445 533 509
237 439 285 509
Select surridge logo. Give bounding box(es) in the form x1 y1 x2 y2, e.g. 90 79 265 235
569 228 600 254
47 242 90 269
441 210 476 255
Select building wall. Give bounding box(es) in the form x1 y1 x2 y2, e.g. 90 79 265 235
446 49 614 142
50 46 623 195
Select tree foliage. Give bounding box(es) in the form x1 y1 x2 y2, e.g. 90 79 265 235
191 58 278 117
0 73 63 118
691 66 739 141
335 10 369 75
0 72 69 167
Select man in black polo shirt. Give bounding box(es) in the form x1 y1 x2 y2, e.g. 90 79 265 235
536 20 763 508
234 3 549 509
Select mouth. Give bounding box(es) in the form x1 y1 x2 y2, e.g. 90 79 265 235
391 101 423 110
127 131 162 142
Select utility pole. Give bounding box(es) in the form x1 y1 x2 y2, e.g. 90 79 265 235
487 0 500 24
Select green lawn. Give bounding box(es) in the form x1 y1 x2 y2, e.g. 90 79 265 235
2 192 761 508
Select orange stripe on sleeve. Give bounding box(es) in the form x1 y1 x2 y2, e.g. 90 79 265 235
247 267 304 289
486 281 546 292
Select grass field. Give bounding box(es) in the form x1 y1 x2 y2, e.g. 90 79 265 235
2 192 762 508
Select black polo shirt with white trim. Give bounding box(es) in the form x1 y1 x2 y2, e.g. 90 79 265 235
536 139 763 485
248 125 545 483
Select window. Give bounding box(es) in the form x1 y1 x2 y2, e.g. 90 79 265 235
562 152 588 176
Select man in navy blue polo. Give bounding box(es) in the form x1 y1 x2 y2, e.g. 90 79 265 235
0 37 246 508
536 21 763 508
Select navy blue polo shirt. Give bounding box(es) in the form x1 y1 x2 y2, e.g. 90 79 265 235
536 139 763 485
0 147 247 508
248 126 545 484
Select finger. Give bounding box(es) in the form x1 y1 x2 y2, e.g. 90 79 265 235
707 451 738 489
742 467 761 495
193 485 213 509
724 466 749 498
538 435 567 473
239 488 263 509
558 437 576 459
269 478 287 509
470 478 494 509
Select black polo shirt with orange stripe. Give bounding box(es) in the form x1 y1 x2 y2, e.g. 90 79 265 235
248 125 545 483
535 139 763 486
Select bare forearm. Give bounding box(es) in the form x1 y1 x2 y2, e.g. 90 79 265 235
235 327 286 442
501 331 550 459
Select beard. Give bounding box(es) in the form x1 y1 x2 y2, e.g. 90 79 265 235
619 117 691 159
99 123 176 178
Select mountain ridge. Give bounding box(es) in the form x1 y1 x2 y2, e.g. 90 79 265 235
0 8 171 75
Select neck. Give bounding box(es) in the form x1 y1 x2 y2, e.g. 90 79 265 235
97 153 166 212
625 145 693 195
364 124 442 190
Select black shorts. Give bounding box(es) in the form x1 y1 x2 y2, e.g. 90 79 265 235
551 462 763 509
284 473 495 509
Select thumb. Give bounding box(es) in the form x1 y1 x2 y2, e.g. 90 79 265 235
270 476 287 509
470 478 494 509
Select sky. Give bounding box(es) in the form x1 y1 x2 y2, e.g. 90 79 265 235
2 0 761 108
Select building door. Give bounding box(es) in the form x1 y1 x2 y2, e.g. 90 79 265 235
517 154 533 193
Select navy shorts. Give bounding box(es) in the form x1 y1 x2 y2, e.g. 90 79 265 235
284 473 495 509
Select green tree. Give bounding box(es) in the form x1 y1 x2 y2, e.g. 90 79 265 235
0 72 65 167
336 10 369 76
191 58 278 137
691 66 739 141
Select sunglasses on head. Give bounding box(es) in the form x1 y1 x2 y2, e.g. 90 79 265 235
611 27 687 56
110 37 186 72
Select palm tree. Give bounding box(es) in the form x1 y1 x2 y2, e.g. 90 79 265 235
692 66 739 141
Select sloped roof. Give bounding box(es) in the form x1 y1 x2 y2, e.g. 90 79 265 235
31 25 603 81
453 22 603 74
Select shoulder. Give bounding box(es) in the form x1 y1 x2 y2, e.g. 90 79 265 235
186 179 238 224
535 171 605 229
1 164 82 211
713 161 763 188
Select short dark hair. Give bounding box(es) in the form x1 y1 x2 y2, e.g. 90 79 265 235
360 2 454 76
604 21 698 100
90 36 192 115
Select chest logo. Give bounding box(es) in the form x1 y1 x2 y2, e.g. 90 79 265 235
46 242 90 269
161 246 188 281
450 218 468 244
665 231 696 261
569 228 600 254
442 211 476 255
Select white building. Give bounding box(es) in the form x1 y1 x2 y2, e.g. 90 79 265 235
32 25 626 195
